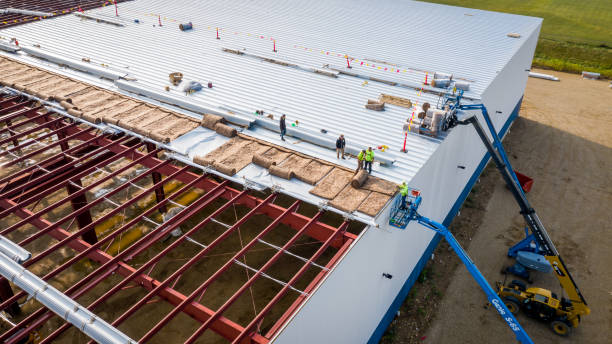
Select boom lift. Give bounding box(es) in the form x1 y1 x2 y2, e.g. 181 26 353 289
449 102 590 336
390 96 589 339
389 189 534 344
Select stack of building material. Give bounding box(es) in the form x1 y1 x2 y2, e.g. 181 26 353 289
379 94 413 108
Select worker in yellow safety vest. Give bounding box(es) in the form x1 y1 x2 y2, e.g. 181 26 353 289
399 181 409 209
364 147 374 174
356 149 366 171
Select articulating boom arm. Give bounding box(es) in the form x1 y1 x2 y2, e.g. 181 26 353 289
404 199 534 344
456 104 589 316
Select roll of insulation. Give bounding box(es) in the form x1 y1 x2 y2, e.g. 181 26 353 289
454 81 470 91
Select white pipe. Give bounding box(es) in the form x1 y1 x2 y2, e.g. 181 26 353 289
0 252 137 344
20 46 127 80
73 12 126 27
1 8 53 17
0 235 31 264
528 72 559 81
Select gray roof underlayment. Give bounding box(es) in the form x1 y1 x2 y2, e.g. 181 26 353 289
0 0 542 203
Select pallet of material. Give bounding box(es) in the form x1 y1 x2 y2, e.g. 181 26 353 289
329 185 371 212
357 192 392 216
309 168 354 199
379 94 413 108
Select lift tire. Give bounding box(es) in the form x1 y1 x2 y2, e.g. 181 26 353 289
509 280 527 292
503 298 520 315
551 320 571 337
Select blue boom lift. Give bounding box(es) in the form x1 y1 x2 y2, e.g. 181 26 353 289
390 189 534 344
391 96 589 339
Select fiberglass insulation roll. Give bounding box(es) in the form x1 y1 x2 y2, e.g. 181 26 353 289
252 154 276 168
215 123 237 137
269 165 294 179
351 169 368 188
201 113 224 129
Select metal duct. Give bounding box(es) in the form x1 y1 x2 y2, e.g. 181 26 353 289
0 252 137 344
0 41 19 53
20 46 127 80
73 12 126 27
253 116 395 165
114 80 254 127
1 8 53 17
0 235 31 264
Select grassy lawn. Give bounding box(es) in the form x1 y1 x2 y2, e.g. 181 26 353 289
422 0 612 78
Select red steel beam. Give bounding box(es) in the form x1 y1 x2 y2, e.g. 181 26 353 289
0 100 35 117
0 96 20 108
18 112 356 247
0 179 260 344
0 137 142 222
0 114 64 146
0 134 133 215
1 122 99 167
232 221 351 344
265 237 354 338
0 106 45 135
0 129 111 194
47 185 258 344
0 158 183 317
181 212 326 344
0 121 78 158
106 190 270 341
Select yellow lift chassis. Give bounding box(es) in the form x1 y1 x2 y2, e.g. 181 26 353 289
451 102 590 337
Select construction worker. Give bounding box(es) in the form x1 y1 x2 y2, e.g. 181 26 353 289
280 114 286 141
399 181 409 209
364 147 374 174
336 134 346 159
356 149 366 171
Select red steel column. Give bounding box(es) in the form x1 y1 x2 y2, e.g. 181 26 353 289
65 179 96 245
146 142 167 213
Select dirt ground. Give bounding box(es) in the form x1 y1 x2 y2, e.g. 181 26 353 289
384 69 612 344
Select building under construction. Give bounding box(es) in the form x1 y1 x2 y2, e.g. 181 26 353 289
0 1 542 343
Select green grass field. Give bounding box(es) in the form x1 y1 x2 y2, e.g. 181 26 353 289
422 0 612 78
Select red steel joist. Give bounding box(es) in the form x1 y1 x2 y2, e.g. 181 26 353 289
0 94 358 343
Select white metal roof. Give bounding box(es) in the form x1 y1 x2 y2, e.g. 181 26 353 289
0 0 541 184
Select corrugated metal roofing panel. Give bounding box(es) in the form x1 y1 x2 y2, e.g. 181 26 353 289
0 0 541 184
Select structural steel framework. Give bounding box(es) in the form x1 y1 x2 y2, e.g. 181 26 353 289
0 1 130 30
0 93 356 343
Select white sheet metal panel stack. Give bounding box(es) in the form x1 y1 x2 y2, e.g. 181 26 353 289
0 1 542 342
